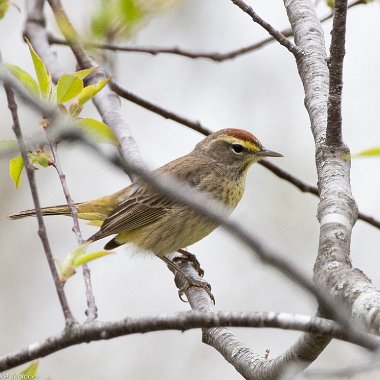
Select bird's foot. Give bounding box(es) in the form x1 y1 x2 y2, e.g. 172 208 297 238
162 256 215 304
175 248 204 277
178 276 214 304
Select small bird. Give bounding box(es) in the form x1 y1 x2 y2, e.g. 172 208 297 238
10 129 282 293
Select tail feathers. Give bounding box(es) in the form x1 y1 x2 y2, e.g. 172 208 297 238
104 238 122 250
87 231 122 250
8 204 77 220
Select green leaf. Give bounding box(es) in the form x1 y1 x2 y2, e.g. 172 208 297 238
0 0 9 19
58 243 88 282
120 0 142 24
74 250 114 267
77 77 111 107
55 74 83 104
9 155 24 188
25 38 51 97
0 139 19 155
90 4 116 39
58 243 114 282
76 118 118 145
354 147 380 157
28 151 52 167
5 64 39 96
74 67 97 80
20 361 39 377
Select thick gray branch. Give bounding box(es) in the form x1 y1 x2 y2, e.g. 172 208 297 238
326 0 348 146
283 0 380 333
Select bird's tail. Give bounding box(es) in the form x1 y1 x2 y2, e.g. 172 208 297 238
8 204 78 220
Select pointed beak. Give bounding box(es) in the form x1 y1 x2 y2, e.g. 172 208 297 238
255 148 283 158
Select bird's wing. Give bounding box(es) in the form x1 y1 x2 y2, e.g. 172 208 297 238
92 155 222 240
93 182 174 239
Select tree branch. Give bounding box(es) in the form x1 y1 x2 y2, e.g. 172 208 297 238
177 262 332 379
284 0 380 333
47 135 98 321
230 0 304 60
0 310 371 372
326 0 348 146
3 83 75 324
47 1 364 63
260 160 380 229
109 81 212 135
48 32 286 62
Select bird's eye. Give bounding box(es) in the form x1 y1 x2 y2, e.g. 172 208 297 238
231 143 244 154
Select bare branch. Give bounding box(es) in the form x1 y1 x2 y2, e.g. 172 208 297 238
177 262 332 379
109 81 212 135
230 0 304 60
47 136 98 321
3 83 75 324
0 310 372 372
284 0 380 333
326 0 348 146
46 1 364 63
260 160 380 229
48 32 293 62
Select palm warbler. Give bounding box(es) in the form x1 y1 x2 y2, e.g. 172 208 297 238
10 129 281 262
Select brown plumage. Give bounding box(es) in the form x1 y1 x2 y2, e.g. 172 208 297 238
9 129 282 256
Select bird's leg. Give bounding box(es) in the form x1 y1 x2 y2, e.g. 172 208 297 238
175 248 204 277
161 256 214 304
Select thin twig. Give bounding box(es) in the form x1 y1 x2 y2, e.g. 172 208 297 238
48 32 291 62
47 1 363 62
260 160 380 229
259 160 319 196
326 0 348 146
230 0 304 60
3 84 75 325
47 134 98 321
0 310 373 372
110 81 212 135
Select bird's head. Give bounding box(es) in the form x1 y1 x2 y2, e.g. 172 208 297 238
192 128 282 172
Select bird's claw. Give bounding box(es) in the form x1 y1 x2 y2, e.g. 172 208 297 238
176 249 205 277
177 276 215 304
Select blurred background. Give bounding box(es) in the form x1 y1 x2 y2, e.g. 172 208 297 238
0 0 379 378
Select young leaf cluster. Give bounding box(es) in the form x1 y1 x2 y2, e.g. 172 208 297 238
2 39 117 188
